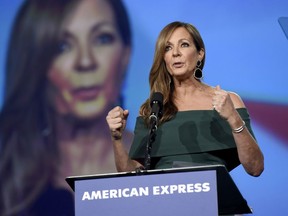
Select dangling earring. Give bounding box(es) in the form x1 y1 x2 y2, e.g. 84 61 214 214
193 60 203 80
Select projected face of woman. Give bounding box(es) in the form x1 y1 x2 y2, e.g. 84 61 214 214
47 0 129 119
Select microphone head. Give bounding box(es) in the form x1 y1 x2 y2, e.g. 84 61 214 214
150 92 163 120
150 92 163 108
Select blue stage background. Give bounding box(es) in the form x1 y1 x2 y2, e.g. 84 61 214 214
1 0 288 215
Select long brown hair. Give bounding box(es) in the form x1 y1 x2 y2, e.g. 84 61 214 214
0 0 131 214
139 21 206 125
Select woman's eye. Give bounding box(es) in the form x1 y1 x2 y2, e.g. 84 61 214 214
181 42 189 47
165 45 172 52
93 33 115 45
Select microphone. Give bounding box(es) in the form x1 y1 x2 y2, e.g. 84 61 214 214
149 92 163 126
144 92 163 170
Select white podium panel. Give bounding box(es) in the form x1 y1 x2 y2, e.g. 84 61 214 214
66 165 252 215
75 170 217 216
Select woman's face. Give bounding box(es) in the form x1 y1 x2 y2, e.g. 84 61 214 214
164 27 203 80
47 0 130 119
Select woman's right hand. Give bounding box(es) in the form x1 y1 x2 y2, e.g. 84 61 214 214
106 106 129 140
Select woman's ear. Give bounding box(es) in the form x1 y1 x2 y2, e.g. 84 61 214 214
199 48 205 61
198 48 205 61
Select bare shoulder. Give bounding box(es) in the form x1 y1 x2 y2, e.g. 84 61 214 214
228 91 246 108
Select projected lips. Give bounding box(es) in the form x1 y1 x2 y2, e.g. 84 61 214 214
244 100 288 145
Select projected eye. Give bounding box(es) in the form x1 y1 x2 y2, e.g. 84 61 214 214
93 33 115 45
57 40 72 54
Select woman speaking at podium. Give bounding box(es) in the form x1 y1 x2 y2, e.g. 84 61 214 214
106 21 264 178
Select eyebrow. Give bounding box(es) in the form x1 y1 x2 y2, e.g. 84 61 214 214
60 21 116 39
90 21 116 34
166 38 192 45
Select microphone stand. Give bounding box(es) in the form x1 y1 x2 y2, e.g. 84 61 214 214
144 117 158 170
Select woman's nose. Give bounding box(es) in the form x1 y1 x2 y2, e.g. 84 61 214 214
172 47 181 57
75 45 97 72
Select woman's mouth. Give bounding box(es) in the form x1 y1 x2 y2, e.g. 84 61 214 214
173 62 184 68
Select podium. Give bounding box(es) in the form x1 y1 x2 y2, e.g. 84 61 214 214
66 164 252 216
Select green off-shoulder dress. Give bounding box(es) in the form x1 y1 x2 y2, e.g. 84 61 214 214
129 108 255 171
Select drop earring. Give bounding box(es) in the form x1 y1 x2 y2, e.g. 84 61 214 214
193 60 203 80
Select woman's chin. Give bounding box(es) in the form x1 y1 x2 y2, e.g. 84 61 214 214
71 98 107 120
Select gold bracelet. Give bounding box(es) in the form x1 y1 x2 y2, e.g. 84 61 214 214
232 120 246 133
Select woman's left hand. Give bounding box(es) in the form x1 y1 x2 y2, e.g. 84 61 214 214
212 85 236 120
